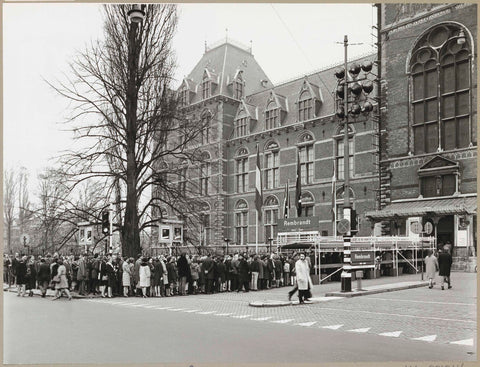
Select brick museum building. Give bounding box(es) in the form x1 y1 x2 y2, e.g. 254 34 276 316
154 3 477 265
366 3 477 265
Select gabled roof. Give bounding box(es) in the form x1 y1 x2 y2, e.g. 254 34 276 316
235 99 258 120
203 68 218 83
266 90 288 111
180 78 196 92
184 40 272 104
244 53 376 135
297 77 322 103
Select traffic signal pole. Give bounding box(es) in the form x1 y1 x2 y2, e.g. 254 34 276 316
341 35 352 292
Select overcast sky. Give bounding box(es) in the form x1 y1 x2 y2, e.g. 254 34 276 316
3 3 376 193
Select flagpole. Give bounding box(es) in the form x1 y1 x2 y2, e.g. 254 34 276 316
256 209 259 253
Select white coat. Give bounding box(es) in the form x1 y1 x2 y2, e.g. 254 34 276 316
295 259 312 290
139 264 151 288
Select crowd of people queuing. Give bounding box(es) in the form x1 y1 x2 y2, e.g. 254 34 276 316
3 250 312 300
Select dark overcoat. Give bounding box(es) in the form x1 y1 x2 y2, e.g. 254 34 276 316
438 252 452 276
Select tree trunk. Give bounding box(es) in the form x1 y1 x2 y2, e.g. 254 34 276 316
122 20 141 258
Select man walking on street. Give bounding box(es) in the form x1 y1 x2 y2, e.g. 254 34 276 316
37 258 51 297
77 253 87 295
438 248 453 290
295 253 312 304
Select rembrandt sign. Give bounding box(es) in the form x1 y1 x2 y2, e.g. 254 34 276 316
351 251 374 265
278 216 320 232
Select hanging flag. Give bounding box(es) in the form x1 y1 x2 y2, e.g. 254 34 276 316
295 150 302 217
255 144 263 220
332 160 336 223
283 180 290 219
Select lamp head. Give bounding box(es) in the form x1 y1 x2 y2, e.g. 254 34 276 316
128 4 145 23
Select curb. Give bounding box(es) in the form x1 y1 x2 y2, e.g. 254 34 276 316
4 287 89 299
249 300 293 307
324 281 429 298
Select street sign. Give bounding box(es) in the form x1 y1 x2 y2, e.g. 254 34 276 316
337 219 350 234
351 251 375 266
424 222 433 235
20 234 30 246
410 221 422 235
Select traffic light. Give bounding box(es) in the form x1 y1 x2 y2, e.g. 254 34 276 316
351 209 358 233
102 211 110 235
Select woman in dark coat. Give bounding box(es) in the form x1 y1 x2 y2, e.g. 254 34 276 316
166 257 178 296
98 256 108 297
25 257 37 296
438 249 453 290
153 258 163 297
215 258 226 292
16 256 28 297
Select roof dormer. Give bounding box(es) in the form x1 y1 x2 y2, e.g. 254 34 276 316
234 99 258 138
202 69 219 99
264 90 288 130
296 78 323 122
227 69 245 100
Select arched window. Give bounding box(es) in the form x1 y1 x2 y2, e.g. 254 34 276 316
235 200 248 245
410 24 472 154
199 152 211 196
265 101 280 130
334 126 354 180
300 191 314 218
202 72 211 99
200 111 211 145
298 90 313 121
235 148 248 193
264 196 279 242
264 141 279 189
233 72 244 99
298 133 314 184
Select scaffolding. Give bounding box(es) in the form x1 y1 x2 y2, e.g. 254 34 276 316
277 232 436 281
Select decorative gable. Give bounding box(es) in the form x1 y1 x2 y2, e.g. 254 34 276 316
296 78 323 118
418 155 459 176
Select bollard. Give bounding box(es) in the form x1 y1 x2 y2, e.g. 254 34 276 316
355 270 364 291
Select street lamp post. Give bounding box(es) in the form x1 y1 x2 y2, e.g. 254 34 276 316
334 35 374 292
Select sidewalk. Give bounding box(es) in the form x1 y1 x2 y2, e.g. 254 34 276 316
3 286 87 299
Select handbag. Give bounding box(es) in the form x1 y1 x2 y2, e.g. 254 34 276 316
52 275 61 283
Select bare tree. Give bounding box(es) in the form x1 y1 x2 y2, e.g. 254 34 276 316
3 168 17 254
49 4 209 257
17 167 33 234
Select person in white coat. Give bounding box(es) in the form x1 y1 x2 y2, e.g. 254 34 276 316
295 253 313 304
139 258 151 298
424 250 439 289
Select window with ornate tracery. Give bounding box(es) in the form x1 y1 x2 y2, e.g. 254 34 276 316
335 126 354 180
199 152 211 196
410 24 472 154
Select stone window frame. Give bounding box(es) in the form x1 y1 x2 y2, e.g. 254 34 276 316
297 132 315 185
407 22 474 154
264 140 280 190
263 195 279 243
333 125 355 180
235 148 249 193
234 199 249 245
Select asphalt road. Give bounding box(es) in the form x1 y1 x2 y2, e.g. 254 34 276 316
4 273 476 365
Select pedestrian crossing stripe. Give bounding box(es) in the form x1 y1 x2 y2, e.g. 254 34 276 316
411 335 437 342
169 308 186 311
322 324 343 330
153 306 171 310
251 317 273 321
450 338 474 346
232 315 252 319
184 309 200 313
197 311 216 315
296 321 317 327
348 328 370 333
379 331 402 337
142 305 158 309
214 313 233 316
272 319 294 324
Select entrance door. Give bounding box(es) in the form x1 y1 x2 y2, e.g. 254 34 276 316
436 215 454 249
